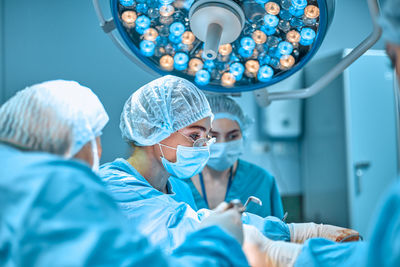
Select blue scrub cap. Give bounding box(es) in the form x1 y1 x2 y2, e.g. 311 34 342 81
120 75 213 146
379 0 400 44
206 94 253 137
0 80 109 158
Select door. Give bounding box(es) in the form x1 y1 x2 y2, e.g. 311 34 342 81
344 50 399 238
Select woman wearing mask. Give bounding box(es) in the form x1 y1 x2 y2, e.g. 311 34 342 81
99 75 359 265
99 75 247 253
185 95 284 218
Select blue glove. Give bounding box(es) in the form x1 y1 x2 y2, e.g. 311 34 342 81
242 212 291 241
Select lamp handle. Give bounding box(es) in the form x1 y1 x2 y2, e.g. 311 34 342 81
92 0 160 76
257 0 382 104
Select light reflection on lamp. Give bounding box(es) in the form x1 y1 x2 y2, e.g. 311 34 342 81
143 28 158 41
265 2 280 15
121 10 137 27
160 55 174 71
188 58 204 75
252 30 267 44
221 72 236 87
280 55 295 70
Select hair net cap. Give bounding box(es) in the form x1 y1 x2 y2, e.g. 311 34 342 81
206 94 253 137
379 0 400 44
120 75 213 146
0 80 109 157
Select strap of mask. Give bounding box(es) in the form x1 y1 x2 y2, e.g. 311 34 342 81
91 139 100 171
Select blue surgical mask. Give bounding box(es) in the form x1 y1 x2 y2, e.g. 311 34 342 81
159 144 211 179
207 139 244 171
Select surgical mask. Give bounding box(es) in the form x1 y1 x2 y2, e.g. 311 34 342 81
207 139 244 171
90 139 100 172
159 143 211 179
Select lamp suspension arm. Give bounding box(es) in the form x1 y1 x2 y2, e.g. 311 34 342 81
92 0 159 76
267 0 382 102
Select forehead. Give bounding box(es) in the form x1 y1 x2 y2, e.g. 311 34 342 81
211 118 240 132
181 117 211 131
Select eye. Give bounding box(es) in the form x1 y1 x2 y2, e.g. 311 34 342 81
190 133 201 141
227 131 241 141
227 134 238 140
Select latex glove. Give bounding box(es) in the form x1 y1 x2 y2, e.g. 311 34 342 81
243 224 302 267
200 202 244 245
289 223 360 243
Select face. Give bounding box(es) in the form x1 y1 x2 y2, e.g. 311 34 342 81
210 118 242 143
73 136 102 166
156 117 212 163
386 42 400 82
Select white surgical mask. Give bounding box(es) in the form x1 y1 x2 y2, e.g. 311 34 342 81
207 138 244 171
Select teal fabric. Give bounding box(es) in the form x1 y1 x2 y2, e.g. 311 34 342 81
100 158 205 253
185 159 284 218
295 238 367 267
295 180 400 266
99 158 291 251
0 144 248 266
169 177 198 210
366 180 400 266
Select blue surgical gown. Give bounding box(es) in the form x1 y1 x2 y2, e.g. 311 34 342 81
100 159 291 251
366 179 400 266
294 180 400 266
184 159 284 218
0 144 248 266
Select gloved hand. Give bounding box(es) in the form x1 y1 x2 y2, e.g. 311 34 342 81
200 202 244 245
243 224 302 267
288 223 360 243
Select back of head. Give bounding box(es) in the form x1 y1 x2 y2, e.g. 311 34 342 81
379 0 400 45
0 80 109 157
120 75 212 146
206 94 253 136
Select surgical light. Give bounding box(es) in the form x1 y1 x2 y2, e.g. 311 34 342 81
93 0 382 100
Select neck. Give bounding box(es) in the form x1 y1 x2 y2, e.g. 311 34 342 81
204 161 238 181
127 146 170 194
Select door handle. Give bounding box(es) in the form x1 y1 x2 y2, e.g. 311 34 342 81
354 161 371 196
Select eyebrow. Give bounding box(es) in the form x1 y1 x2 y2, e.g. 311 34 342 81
227 129 240 135
210 129 240 134
187 125 208 132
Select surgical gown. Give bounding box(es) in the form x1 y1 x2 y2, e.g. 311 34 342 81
185 159 284 218
294 180 400 266
99 158 291 253
0 144 248 266
366 179 400 266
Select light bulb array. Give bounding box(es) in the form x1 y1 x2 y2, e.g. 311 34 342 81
116 0 322 90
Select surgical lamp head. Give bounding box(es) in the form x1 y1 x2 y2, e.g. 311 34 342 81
102 0 334 93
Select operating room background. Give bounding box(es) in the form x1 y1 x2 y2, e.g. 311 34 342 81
0 0 392 231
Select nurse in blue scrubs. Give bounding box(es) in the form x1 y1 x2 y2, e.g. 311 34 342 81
185 95 284 218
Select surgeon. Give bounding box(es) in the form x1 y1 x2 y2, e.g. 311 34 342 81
0 80 249 266
99 75 359 259
184 94 284 218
